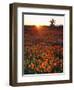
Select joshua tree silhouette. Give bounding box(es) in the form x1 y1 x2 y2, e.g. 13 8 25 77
49 19 56 26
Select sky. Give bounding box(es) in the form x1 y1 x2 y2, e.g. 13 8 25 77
24 14 64 26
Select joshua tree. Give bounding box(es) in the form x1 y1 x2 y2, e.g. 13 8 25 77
49 19 55 26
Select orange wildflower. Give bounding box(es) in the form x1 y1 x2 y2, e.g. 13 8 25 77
31 63 35 69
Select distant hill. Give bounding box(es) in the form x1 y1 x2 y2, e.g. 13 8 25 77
24 25 63 30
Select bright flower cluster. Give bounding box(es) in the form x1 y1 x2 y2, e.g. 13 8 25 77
24 44 63 74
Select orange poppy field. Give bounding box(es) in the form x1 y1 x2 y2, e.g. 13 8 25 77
24 25 63 74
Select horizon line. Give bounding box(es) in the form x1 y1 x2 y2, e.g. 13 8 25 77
24 25 63 26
